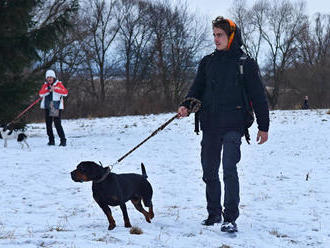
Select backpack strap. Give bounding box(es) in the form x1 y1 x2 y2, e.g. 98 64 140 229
238 54 250 109
239 54 248 74
194 111 200 135
238 54 254 144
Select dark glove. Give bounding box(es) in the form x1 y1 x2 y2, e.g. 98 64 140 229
180 97 201 114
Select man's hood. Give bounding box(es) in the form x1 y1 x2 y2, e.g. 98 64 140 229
226 19 243 51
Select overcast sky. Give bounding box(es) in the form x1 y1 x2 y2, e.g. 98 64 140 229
181 0 329 63
186 0 330 23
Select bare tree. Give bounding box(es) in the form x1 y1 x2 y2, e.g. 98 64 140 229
39 26 86 86
32 0 79 72
145 2 172 108
231 0 308 109
293 13 330 108
78 0 123 103
117 0 153 108
166 3 208 105
298 13 330 66
231 0 263 60
145 1 208 109
261 0 308 109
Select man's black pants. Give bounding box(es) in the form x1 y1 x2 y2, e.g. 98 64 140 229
45 109 66 142
201 130 242 222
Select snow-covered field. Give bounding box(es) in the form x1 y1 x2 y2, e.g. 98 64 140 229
1 109 330 248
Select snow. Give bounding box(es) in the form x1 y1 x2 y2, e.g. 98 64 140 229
1 109 330 248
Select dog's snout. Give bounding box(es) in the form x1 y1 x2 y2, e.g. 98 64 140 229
71 169 86 182
71 171 77 181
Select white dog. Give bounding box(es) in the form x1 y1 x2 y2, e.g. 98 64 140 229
0 127 29 149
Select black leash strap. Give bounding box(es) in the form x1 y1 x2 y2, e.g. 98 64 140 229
110 99 201 167
194 111 200 135
113 113 179 166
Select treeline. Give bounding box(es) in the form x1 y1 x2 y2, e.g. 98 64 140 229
1 0 329 124
29 0 209 121
232 0 330 109
0 0 79 124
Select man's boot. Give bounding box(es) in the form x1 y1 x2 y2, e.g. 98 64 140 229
59 138 66 147
201 215 222 226
221 221 238 233
48 138 55 146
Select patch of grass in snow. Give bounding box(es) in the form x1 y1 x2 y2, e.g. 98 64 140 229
48 221 69 232
92 234 121 243
31 126 43 129
269 229 289 238
219 245 232 248
182 232 195 237
0 224 15 240
26 227 34 238
38 240 59 247
41 234 54 239
255 192 271 201
130 226 143 235
0 230 15 240
48 225 69 232
94 236 107 242
270 233 299 246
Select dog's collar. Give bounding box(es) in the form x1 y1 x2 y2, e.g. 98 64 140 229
93 167 111 183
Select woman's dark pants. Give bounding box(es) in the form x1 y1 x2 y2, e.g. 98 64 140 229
45 109 66 143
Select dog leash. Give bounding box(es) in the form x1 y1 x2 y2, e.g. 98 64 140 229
110 113 179 168
108 98 201 168
7 97 42 127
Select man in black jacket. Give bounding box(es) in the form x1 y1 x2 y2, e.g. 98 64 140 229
177 17 269 232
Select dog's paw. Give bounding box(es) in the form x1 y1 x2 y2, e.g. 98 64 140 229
125 222 132 228
149 208 154 220
108 224 116 230
143 214 151 223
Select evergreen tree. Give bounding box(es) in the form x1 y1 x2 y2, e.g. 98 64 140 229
0 0 78 125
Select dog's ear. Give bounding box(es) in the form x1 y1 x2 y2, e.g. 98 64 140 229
78 161 99 168
4 123 10 131
76 161 89 169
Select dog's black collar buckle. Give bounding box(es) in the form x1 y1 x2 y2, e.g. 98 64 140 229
94 167 111 183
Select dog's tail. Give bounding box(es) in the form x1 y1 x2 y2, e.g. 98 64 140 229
141 163 148 179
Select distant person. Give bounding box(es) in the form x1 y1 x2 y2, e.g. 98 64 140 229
177 16 269 233
39 70 68 146
302 96 309 109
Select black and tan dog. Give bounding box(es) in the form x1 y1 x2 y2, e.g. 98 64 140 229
70 161 154 230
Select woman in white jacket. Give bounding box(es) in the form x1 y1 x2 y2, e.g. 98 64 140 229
39 70 68 146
